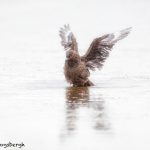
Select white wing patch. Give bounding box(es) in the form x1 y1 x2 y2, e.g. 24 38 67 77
101 27 132 45
59 24 73 50
112 27 132 43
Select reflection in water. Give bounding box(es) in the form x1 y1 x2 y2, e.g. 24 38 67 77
65 87 89 133
66 87 89 102
61 87 109 137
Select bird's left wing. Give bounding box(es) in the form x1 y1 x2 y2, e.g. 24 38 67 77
81 27 132 70
59 24 78 52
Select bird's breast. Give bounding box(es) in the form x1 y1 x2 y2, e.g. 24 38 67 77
66 59 79 68
64 60 86 83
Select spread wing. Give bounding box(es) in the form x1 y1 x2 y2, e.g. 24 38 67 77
59 24 78 52
81 27 132 70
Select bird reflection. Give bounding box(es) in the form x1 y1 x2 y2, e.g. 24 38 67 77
61 86 109 137
65 87 89 133
66 86 89 102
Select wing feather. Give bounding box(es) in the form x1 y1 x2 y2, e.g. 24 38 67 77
59 24 78 51
81 27 132 70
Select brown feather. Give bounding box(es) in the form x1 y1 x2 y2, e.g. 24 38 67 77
81 27 132 70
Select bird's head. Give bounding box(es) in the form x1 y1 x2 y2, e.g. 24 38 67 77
66 50 80 61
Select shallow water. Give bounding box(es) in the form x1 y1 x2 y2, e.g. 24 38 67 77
0 0 150 150
0 49 150 150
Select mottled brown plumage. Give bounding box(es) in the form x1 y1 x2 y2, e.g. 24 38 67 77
59 25 131 87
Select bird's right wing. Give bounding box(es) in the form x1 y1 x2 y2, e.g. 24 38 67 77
59 24 78 52
81 27 132 70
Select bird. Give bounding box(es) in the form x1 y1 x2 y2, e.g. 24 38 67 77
59 25 131 87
